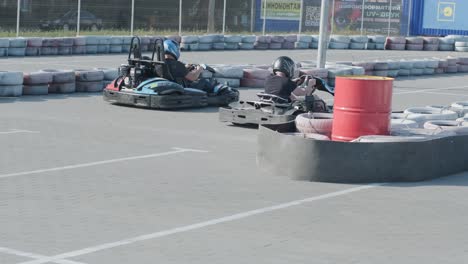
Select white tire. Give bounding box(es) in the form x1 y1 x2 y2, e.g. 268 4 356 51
295 113 333 137
23 72 53 85
391 119 418 130
93 68 118 81
451 101 468 116
213 66 244 79
75 69 104 82
0 71 23 85
40 69 75 83
424 120 468 135
404 107 459 124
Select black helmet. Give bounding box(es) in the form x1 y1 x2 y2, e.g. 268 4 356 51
272 56 295 78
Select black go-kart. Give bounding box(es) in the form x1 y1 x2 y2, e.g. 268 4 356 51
103 36 239 109
219 75 334 125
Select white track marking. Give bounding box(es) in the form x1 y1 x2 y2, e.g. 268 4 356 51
0 247 86 264
0 148 207 180
17 183 383 264
0 129 39 135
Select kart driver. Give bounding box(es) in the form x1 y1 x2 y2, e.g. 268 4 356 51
265 56 310 101
163 39 204 87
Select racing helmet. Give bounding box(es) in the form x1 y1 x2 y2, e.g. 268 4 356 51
163 39 180 60
272 56 295 78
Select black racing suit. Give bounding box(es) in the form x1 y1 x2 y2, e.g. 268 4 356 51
264 75 297 101
164 58 217 93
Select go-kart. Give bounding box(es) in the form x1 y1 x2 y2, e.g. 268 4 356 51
103 36 239 109
219 75 334 125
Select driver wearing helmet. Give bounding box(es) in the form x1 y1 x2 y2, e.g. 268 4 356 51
265 56 304 101
163 39 203 86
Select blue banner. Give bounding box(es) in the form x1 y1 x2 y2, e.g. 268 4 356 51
423 0 468 30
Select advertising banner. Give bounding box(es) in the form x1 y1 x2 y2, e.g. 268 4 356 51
422 0 468 30
260 0 301 21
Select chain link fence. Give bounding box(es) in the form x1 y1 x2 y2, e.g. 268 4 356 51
0 0 409 37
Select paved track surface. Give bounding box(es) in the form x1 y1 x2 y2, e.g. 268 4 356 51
1 50 468 264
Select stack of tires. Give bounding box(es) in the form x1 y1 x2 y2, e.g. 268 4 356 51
180 35 199 51
349 35 368 50
0 38 8 57
23 72 52 95
282 35 297 49
255 35 270 50
405 37 424 51
212 65 244 88
385 36 406 50
26 38 42 56
423 37 439 51
455 37 468 52
212 35 225 50
423 59 439 75
368 35 385 50
385 60 400 77
85 36 99 54
74 69 105 92
122 36 132 53
457 57 468 73
95 68 119 87
398 60 413 76
269 35 284 50
329 35 350 49
58 38 74 55
8 38 27 57
110 36 123 53
224 35 241 50
446 57 458 73
373 61 389 77
240 35 255 50
295 35 312 49
326 66 353 86
41 38 59 56
0 71 23 97
198 34 220 51
97 36 110 54
240 68 270 88
41 69 76 94
438 37 455 51
73 37 87 55
410 60 426 76
295 113 334 140
435 58 448 74
310 35 319 49
352 62 375 76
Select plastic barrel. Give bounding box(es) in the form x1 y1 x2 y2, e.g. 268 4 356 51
331 76 393 142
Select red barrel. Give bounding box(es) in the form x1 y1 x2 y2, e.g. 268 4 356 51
332 76 393 142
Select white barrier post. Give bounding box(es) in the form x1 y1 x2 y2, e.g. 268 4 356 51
407 0 412 36
77 0 81 36
262 0 267 35
131 0 135 36
298 0 303 34
179 0 182 35
16 0 20 37
250 0 255 32
330 0 335 34
360 0 365 35
387 0 393 36
222 0 227 34
317 0 330 68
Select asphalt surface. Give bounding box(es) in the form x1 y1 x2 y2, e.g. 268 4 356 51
1 49 468 264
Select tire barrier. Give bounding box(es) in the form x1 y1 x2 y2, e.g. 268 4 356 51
423 120 468 135
75 69 105 92
0 71 23 97
23 71 53 95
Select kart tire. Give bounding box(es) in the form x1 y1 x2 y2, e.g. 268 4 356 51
23 72 53 85
458 57 468 65
239 43 254 50
0 71 23 85
269 43 282 49
0 85 22 97
76 81 104 92
58 47 72 55
48 82 76 94
399 60 413 69
40 69 75 83
375 43 385 50
72 45 86 55
240 78 266 88
295 42 309 49
23 84 48 95
0 38 9 48
224 43 239 50
9 38 27 48
85 45 98 54
25 47 41 56
387 70 399 77
425 59 439 69
27 37 43 47
295 113 333 137
75 69 104 82
8 47 25 56
241 35 256 43
352 135 429 143
297 35 313 43
94 68 118 80
110 45 123 53
243 68 270 80
411 60 426 69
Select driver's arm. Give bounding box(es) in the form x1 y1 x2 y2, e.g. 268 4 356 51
185 65 203 82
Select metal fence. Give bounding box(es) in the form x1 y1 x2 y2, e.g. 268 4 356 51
0 0 409 37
